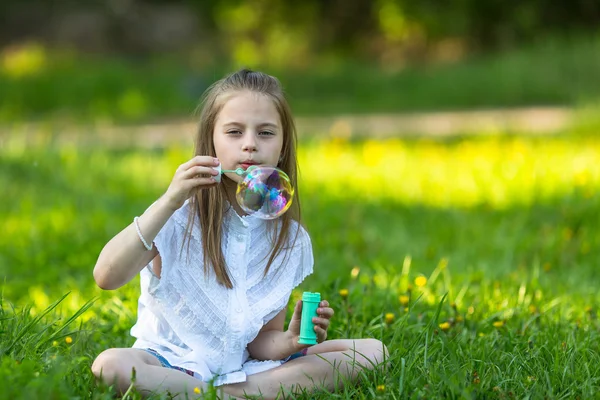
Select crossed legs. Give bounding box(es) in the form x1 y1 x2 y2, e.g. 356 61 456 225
91 338 388 399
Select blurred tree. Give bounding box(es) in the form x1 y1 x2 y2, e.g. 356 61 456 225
0 0 598 64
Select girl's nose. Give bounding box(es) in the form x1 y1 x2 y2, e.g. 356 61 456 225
242 135 257 152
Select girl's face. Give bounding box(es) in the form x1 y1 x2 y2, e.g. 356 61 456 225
213 91 284 183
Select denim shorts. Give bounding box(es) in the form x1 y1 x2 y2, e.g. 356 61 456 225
144 347 308 376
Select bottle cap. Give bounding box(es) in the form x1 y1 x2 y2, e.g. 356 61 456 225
302 292 321 302
214 163 222 183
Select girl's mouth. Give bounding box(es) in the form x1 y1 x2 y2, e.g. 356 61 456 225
241 162 258 170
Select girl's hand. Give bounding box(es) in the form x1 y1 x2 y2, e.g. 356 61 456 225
287 299 335 350
163 156 220 211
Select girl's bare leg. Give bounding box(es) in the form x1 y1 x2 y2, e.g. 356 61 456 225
222 338 388 400
91 348 242 399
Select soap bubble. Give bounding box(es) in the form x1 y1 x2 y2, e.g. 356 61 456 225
236 166 294 219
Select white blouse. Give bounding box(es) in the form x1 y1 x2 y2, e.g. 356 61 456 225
130 200 314 386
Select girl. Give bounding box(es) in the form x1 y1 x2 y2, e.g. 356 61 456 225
91 69 388 399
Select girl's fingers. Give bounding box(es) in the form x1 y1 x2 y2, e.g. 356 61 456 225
317 307 334 318
179 156 219 172
183 177 217 189
312 318 330 329
182 165 219 179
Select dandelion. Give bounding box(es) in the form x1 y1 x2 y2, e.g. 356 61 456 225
543 262 551 272
414 275 427 288
194 387 201 394
529 305 538 314
384 313 395 324
439 322 451 331
65 336 73 344
350 266 360 279
493 321 505 328
339 289 349 299
376 384 385 392
399 295 409 306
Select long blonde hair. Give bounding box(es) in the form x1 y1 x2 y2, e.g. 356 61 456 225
186 69 301 289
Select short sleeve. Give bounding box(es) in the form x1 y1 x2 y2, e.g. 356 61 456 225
146 211 181 293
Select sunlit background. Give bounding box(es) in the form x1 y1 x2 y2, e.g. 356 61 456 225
2 1 600 398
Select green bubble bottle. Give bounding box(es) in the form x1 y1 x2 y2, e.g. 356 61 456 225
298 292 321 345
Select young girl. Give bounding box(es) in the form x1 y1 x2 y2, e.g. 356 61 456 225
91 69 388 399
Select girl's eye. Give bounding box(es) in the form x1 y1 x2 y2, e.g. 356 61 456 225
227 130 242 135
259 131 275 136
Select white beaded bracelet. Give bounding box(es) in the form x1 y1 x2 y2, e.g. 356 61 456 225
133 216 153 251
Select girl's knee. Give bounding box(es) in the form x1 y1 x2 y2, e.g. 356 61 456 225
355 339 389 367
91 349 137 391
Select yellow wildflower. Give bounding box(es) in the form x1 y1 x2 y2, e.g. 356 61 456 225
376 384 385 392
194 387 201 394
528 305 538 314
439 322 451 331
543 262 551 272
384 313 395 324
52 341 58 347
339 289 349 299
350 266 360 279
399 295 409 306
65 336 73 344
414 275 427 288
493 321 505 328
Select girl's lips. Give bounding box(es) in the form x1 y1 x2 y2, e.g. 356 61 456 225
241 163 258 170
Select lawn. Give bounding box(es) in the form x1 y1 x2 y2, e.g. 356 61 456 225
2 133 600 398
2 34 600 123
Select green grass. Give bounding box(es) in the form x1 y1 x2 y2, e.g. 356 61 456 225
2 34 600 123
2 133 600 398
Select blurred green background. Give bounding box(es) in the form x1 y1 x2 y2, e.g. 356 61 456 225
0 0 600 122
3 1 600 398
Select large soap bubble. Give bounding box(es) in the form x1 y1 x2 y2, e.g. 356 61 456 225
235 166 294 220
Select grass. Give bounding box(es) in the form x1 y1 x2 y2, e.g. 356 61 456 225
2 34 600 123
2 132 600 398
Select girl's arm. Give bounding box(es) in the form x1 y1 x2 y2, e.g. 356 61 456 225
247 309 301 361
93 155 220 290
92 195 173 290
248 300 335 361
